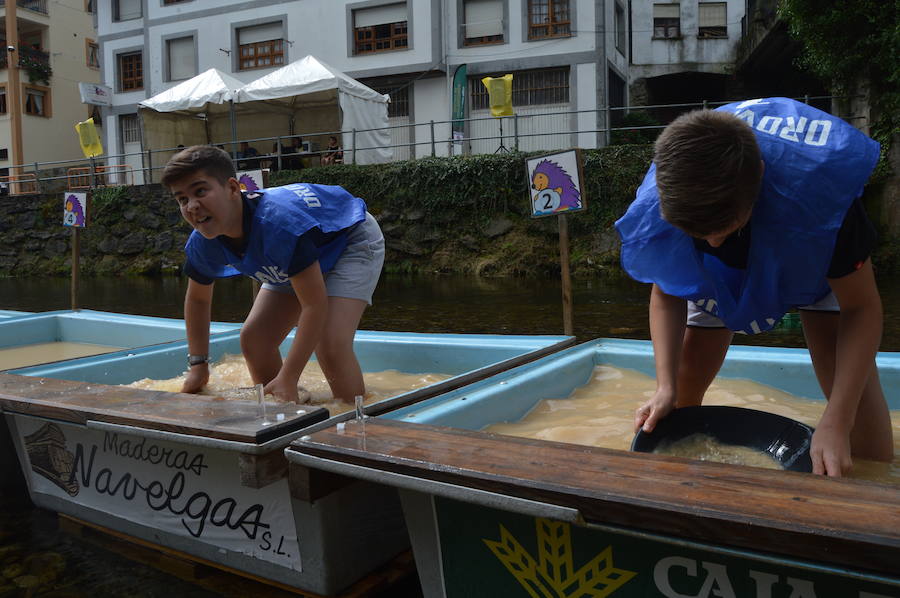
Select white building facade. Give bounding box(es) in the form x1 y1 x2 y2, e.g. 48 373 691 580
97 0 626 175
628 0 747 106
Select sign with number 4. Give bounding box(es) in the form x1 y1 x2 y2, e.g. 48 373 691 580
525 149 586 218
64 192 88 227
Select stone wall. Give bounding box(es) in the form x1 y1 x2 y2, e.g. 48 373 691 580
0 185 189 277
2 164 897 279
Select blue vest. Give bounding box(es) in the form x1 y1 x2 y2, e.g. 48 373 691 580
615 98 880 334
185 183 367 286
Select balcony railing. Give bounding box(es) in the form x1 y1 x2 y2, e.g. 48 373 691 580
0 0 49 14
0 46 52 83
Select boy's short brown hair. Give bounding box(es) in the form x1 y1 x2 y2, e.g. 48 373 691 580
161 145 236 188
654 109 763 237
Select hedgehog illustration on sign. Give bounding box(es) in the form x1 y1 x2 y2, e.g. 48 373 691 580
63 193 86 227
531 159 581 215
238 173 260 192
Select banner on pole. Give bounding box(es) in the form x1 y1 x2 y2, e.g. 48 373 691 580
481 74 514 117
451 64 468 142
64 192 88 227
75 118 104 158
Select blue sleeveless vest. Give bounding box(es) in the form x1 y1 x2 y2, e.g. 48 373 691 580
185 183 367 286
615 98 880 334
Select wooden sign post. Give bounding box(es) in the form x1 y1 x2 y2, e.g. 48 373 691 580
525 149 586 336
63 192 89 310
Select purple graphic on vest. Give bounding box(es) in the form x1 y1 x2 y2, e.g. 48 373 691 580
238 174 260 192
532 160 581 210
64 195 86 227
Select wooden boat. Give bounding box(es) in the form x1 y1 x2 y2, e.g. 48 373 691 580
285 339 900 598
0 309 573 595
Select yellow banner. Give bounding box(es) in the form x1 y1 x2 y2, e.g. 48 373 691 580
481 74 514 117
74 118 104 158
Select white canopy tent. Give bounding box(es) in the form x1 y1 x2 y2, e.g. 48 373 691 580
138 68 244 171
137 56 391 179
234 56 391 165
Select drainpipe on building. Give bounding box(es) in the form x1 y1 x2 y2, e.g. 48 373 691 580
5 0 23 182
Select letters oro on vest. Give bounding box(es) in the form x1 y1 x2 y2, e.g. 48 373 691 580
614 98 880 334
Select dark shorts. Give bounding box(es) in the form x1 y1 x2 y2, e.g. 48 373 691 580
687 292 839 331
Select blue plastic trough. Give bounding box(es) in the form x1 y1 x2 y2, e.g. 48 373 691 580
384 338 900 427
0 310 31 319
0 310 239 366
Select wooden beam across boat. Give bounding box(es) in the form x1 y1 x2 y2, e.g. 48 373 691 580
0 373 327 444
288 418 900 578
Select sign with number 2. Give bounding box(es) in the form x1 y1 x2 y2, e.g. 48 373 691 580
525 149 586 218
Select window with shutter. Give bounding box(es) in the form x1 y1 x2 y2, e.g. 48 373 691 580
237 23 285 70
652 3 680 39
698 2 727 38
353 3 409 54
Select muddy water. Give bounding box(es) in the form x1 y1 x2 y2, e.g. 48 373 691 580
485 365 900 483
128 353 452 416
0 342 124 370
654 433 783 469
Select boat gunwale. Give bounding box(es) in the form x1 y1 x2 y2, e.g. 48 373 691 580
287 418 900 578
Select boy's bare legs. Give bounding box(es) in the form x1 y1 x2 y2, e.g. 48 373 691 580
241 288 302 385
315 296 367 402
675 326 733 406
800 309 893 461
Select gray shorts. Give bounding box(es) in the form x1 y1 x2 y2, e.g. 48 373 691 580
687 292 839 329
261 212 385 304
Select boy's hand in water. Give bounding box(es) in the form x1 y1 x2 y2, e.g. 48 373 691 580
634 388 676 434
810 419 853 477
263 376 311 404
181 363 208 394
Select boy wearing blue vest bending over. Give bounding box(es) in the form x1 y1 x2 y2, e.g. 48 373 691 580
616 98 893 477
163 145 385 404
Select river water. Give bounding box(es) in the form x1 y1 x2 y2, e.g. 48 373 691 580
1 273 899 596
4 272 900 348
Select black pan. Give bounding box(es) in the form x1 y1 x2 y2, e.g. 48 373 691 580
631 405 814 472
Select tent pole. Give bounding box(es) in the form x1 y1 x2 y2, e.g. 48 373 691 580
230 100 238 157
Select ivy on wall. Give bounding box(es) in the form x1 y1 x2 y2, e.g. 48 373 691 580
269 145 654 237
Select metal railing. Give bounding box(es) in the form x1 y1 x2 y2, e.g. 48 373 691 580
0 0 49 13
0 46 51 70
0 95 861 195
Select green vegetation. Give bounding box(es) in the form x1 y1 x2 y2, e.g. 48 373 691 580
271 145 652 233
268 146 654 276
778 0 899 176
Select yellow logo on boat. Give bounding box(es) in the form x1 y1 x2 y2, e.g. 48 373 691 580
484 518 636 597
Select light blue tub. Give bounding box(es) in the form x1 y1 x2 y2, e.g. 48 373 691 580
385 337 900 428
0 310 31 319
9 328 573 414
0 309 239 366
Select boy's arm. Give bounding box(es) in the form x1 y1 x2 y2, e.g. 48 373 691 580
816 258 882 477
635 284 687 433
182 278 214 393
263 261 329 403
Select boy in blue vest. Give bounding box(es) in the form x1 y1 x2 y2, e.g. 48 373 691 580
617 98 893 477
162 145 384 404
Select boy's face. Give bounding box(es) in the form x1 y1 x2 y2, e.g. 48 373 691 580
170 171 242 240
696 211 752 248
